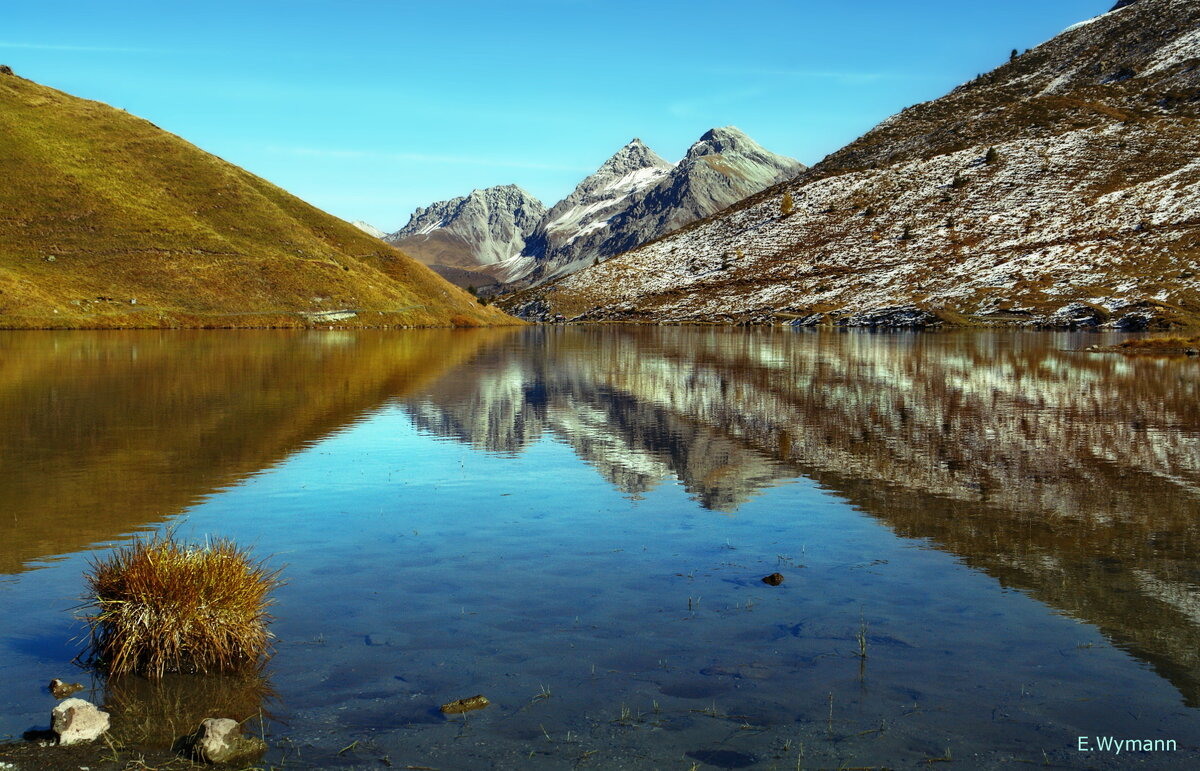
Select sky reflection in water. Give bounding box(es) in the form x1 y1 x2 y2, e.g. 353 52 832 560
1 327 1198 768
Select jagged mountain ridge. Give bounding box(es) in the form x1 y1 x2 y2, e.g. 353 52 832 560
386 184 546 272
503 138 675 283
503 127 805 286
507 0 1200 328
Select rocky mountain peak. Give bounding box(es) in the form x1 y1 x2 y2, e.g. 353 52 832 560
503 0 1200 330
387 184 546 269
689 126 753 155
686 125 776 160
351 220 387 239
502 129 804 287
596 138 673 178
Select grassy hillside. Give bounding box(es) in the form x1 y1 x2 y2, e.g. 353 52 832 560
0 71 514 328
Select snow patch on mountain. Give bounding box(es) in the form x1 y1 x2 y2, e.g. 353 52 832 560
351 220 387 239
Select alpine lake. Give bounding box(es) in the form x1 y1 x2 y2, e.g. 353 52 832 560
1 326 1198 770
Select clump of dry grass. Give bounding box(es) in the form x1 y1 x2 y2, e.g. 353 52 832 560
83 535 283 678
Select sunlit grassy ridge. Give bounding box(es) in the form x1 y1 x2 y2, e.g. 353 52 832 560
0 72 514 328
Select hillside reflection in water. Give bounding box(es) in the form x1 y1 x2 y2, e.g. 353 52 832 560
1 326 1197 769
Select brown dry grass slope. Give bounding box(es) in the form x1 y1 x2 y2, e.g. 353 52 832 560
0 72 516 328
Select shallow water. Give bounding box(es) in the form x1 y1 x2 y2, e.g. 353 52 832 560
1 326 1199 769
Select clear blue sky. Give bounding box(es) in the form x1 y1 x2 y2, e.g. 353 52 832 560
4 0 1107 232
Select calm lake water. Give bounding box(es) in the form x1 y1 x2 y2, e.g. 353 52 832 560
1 326 1199 769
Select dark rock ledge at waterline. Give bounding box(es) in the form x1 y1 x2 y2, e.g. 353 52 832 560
508 298 1198 330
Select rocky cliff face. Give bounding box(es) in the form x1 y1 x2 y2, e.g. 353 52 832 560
507 0 1200 328
386 184 547 270
503 129 804 286
501 139 674 284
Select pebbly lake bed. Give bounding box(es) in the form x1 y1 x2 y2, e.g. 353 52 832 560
1 325 1198 770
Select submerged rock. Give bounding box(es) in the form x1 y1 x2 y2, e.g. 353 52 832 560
761 572 785 586
184 717 267 764
51 698 109 746
440 695 490 714
48 679 84 699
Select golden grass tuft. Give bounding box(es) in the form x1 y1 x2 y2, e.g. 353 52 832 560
83 534 283 678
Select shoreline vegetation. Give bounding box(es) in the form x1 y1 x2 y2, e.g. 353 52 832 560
0 535 282 769
2 304 1197 331
83 535 282 678
1085 335 1200 355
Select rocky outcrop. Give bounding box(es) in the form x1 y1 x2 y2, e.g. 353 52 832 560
509 0 1200 328
386 185 546 269
504 129 804 286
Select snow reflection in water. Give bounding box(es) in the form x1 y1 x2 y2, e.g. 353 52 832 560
1 327 1198 769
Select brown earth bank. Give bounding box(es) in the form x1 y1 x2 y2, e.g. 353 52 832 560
0 740 186 771
0 71 515 330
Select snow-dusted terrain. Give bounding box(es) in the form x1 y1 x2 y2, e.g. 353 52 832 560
506 0 1200 329
386 184 546 269
506 128 804 286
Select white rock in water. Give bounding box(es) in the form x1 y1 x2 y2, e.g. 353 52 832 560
191 717 267 764
51 698 110 745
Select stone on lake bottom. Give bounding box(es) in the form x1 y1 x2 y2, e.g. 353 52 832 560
51 698 110 745
762 572 785 586
440 695 490 714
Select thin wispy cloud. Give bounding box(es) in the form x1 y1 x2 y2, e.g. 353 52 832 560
0 41 164 54
265 145 591 172
668 86 770 119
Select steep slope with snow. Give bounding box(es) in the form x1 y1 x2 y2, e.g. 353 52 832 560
504 129 804 286
509 0 1200 328
504 139 674 283
387 184 546 272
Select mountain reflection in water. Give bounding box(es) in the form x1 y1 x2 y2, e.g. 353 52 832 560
402 326 1200 705
2 325 1197 720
